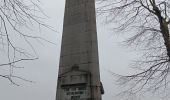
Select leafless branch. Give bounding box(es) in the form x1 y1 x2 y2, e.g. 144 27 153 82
0 0 56 85
97 0 170 98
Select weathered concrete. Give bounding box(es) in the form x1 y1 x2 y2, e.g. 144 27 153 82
56 0 104 100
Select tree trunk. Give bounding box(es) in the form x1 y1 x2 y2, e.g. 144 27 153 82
160 19 170 61
153 6 170 61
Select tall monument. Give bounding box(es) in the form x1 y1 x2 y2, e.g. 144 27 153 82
56 0 104 100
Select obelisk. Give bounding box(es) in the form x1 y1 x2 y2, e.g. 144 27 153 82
56 0 104 100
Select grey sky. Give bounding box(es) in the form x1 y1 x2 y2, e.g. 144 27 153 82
0 0 165 100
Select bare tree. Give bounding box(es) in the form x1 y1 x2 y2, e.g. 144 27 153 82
97 0 170 97
0 0 54 85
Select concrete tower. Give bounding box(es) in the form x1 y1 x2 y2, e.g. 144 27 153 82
56 0 104 100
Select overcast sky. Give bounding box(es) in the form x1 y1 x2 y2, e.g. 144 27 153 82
0 0 166 100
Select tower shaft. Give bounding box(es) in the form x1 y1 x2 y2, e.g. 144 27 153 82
56 0 104 100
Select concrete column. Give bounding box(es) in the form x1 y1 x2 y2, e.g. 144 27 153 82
56 0 103 100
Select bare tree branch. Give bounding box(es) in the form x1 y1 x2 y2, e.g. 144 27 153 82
97 0 170 98
0 0 56 85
